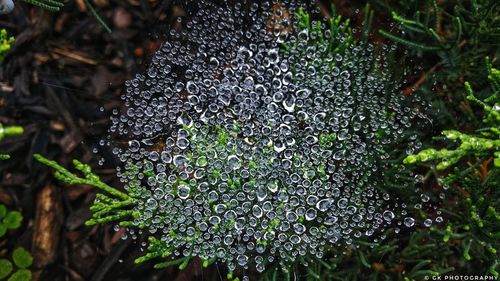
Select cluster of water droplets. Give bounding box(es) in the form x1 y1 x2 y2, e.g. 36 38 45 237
105 0 430 273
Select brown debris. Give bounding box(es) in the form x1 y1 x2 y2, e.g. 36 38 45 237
54 13 70 33
58 129 83 154
113 7 133 29
92 0 109 8
75 0 88 12
49 120 65 132
372 262 385 271
0 190 14 206
32 184 63 269
52 48 98 65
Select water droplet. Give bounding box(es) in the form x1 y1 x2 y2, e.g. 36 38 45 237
404 217 415 227
178 185 191 199
383 210 395 222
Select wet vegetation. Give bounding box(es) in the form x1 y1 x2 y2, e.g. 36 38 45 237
0 0 498 280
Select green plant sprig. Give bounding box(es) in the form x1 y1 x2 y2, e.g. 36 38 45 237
285 6 354 60
0 123 23 160
34 154 129 200
20 0 63 11
404 59 500 169
378 0 465 51
33 154 135 226
403 58 499 277
0 124 23 141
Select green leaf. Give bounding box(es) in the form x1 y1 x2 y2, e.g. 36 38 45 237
0 225 6 238
0 259 13 279
7 270 31 281
12 248 32 269
0 205 6 219
3 211 22 230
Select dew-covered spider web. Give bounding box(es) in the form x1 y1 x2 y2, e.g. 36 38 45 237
98 0 434 276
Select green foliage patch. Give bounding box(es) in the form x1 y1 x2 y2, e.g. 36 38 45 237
0 252 32 281
0 204 22 238
405 58 500 169
0 205 31 281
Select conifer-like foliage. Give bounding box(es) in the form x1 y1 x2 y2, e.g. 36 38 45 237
19 0 63 12
405 59 500 169
404 60 499 277
376 0 500 128
371 0 500 278
33 154 135 226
